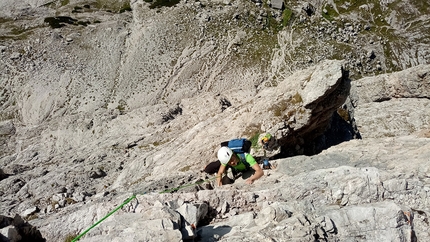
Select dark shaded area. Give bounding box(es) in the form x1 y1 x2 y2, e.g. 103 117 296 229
302 3 315 16
198 205 219 227
273 68 361 158
146 0 181 9
0 215 45 242
195 225 232 242
0 168 9 181
219 98 232 112
162 105 183 123
44 16 77 28
304 110 362 155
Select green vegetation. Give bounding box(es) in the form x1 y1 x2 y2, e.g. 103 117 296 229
282 8 293 27
64 233 78 242
119 2 132 13
333 0 369 15
291 92 303 104
61 0 70 7
0 110 18 121
269 99 289 117
337 108 349 121
135 175 151 186
268 93 303 120
152 139 171 147
249 132 261 148
321 5 338 21
116 99 128 114
26 214 39 220
242 123 261 144
94 0 133 13
0 17 10 24
180 165 191 172
0 17 34 40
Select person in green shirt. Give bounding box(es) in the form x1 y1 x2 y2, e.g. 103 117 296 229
216 146 264 186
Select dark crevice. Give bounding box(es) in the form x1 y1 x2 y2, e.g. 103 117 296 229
220 98 232 112
162 105 183 123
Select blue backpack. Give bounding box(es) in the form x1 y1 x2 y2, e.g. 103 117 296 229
226 138 251 154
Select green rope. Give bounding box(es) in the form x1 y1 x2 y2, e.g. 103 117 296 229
72 195 136 242
72 175 219 241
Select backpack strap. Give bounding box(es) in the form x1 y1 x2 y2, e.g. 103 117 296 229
237 153 251 170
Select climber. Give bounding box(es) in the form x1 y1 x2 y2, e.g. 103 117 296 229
215 146 263 186
260 133 278 170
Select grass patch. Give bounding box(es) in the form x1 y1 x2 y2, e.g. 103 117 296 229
152 139 170 146
26 214 39 221
129 174 151 186
65 197 77 205
242 123 261 143
282 8 293 27
249 132 261 148
0 17 11 24
180 165 191 172
0 17 34 40
61 0 70 7
94 0 133 13
64 233 78 242
119 2 132 13
322 5 338 21
268 99 289 117
291 92 303 104
337 108 349 121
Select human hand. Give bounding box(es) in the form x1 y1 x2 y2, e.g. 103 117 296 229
246 178 254 185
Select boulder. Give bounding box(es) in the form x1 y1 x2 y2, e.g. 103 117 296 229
0 120 15 136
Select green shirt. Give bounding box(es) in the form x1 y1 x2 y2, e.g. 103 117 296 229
222 153 257 171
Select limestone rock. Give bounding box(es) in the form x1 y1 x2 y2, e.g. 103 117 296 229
0 0 429 242
0 120 15 136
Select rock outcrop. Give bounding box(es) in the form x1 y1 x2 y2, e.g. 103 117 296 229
0 214 45 242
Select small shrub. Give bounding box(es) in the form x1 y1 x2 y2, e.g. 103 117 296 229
321 5 338 21
268 99 289 116
282 8 293 27
180 165 191 172
337 108 349 121
61 0 70 7
291 92 303 104
249 132 261 148
119 2 132 13
64 233 78 242
26 214 39 221
66 197 76 204
242 123 261 140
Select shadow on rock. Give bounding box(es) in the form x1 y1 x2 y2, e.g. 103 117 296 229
195 225 232 241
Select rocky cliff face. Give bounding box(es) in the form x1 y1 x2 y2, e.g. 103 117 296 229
0 0 429 241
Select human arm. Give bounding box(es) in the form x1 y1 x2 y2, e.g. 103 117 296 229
246 163 264 185
216 165 227 186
